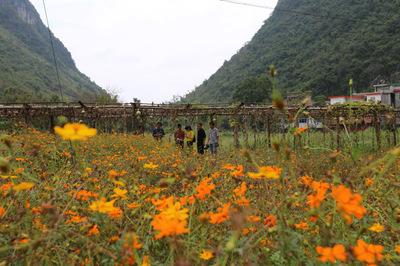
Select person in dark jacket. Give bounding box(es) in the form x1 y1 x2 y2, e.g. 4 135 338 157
152 122 165 140
197 123 206 155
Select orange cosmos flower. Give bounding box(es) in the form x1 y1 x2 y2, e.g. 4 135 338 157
233 182 247 197
195 178 215 202
316 244 347 263
368 222 385 233
247 166 282 179
108 207 123 218
127 202 142 209
230 165 245 178
67 216 87 223
108 236 119 242
247 215 262 222
352 239 383 264
295 221 309 230
331 185 367 220
306 189 327 208
0 206 5 216
151 215 190 239
88 224 100 236
264 215 277 227
235 197 250 206
298 175 312 186
209 203 232 224
122 235 143 250
394 245 400 254
200 250 214 260
151 197 190 239
54 123 97 141
108 170 118 179
294 126 308 136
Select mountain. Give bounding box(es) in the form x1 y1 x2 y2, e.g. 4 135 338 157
182 0 400 104
0 0 104 102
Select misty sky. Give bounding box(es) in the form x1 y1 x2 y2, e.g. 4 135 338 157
30 0 278 103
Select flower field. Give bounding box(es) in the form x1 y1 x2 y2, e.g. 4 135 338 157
1 122 400 265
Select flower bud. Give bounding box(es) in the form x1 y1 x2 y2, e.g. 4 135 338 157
1 134 12 148
269 65 277 77
0 157 10 173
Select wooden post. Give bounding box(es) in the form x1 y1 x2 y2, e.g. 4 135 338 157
243 115 249 148
387 121 391 147
234 113 239 149
375 114 381 151
330 118 334 150
281 116 286 141
123 107 127 134
393 117 397 146
23 103 30 126
254 115 259 148
131 103 136 133
50 114 55 133
267 116 271 148
336 116 340 151
295 115 300 150
323 117 326 144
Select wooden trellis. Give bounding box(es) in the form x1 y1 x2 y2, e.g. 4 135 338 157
0 102 399 150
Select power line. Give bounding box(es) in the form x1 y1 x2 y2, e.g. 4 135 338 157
220 0 400 30
42 0 64 102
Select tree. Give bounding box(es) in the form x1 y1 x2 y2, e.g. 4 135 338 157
232 75 272 103
93 85 120 104
313 95 327 107
0 87 36 103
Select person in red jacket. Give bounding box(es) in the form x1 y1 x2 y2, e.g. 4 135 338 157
174 124 185 149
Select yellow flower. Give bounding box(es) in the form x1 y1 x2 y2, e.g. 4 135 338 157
248 166 282 179
142 255 150 266
54 123 97 141
143 162 159 170
89 198 116 213
13 182 35 191
112 179 126 187
200 250 214 260
162 201 189 220
111 187 128 199
368 222 385 232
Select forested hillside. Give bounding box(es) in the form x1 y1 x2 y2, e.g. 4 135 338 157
183 0 400 103
0 0 104 102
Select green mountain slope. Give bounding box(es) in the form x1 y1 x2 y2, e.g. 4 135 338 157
183 0 400 103
0 0 103 102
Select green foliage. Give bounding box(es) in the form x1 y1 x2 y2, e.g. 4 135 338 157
233 75 272 103
0 0 105 102
182 0 400 103
312 95 327 107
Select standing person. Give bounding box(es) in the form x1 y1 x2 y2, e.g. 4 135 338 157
152 122 165 140
197 123 206 155
185 126 195 149
174 124 185 148
207 122 219 155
